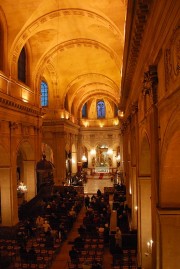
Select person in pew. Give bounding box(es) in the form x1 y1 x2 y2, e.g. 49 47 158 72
91 260 102 269
82 260 91 269
45 230 54 249
27 246 37 263
36 215 44 231
43 220 51 234
19 245 28 262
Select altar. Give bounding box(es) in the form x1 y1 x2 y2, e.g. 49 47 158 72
95 166 109 173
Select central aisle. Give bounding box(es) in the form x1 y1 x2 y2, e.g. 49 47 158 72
51 206 86 269
51 177 114 269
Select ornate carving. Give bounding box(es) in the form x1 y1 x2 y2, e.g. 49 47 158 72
120 101 138 135
120 0 152 106
164 25 180 90
9 122 18 129
142 65 158 104
0 96 42 116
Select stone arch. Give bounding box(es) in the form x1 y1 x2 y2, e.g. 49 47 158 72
16 140 36 202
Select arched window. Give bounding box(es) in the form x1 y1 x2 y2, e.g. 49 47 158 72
82 103 87 118
41 81 48 107
97 100 105 118
18 47 26 83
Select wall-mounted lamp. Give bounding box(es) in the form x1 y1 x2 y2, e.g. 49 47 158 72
17 182 27 194
90 149 96 155
118 110 124 118
116 154 121 162
83 121 89 127
107 149 113 155
145 239 153 256
82 155 87 162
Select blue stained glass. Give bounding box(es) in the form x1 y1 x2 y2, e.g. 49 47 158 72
41 81 48 107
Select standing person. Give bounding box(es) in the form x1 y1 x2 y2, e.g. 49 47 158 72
84 195 90 209
115 227 122 248
69 246 79 263
97 189 102 197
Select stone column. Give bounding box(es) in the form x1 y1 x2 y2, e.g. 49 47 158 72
158 210 180 269
23 160 36 201
71 151 77 174
54 132 66 184
138 177 152 269
131 166 138 230
0 167 19 226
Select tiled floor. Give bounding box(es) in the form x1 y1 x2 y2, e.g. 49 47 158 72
51 177 114 269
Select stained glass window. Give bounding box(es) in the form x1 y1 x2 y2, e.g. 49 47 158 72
97 100 105 118
82 103 87 118
41 81 48 107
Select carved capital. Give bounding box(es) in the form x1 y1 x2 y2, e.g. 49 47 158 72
142 65 158 104
9 121 18 129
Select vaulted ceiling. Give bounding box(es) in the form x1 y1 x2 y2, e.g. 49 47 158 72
1 0 127 117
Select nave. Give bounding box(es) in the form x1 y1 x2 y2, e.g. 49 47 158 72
0 177 137 269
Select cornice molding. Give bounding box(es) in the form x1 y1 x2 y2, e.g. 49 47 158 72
120 0 153 108
0 95 42 117
120 101 138 134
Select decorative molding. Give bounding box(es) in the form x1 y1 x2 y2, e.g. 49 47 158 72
120 101 138 134
0 96 42 116
9 121 18 130
164 24 180 91
120 0 153 107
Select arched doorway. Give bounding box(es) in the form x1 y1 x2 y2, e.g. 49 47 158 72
17 141 35 203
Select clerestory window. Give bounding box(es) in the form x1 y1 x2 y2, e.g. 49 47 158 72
41 81 48 107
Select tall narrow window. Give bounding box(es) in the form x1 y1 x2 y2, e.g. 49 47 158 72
18 47 26 83
97 100 105 118
41 81 48 107
82 103 87 118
